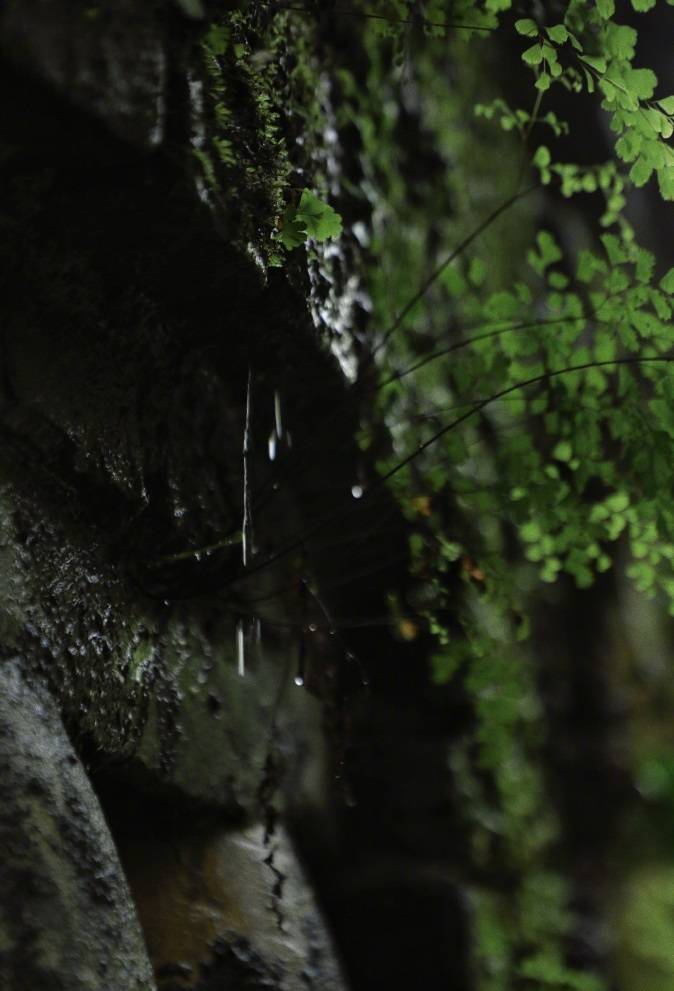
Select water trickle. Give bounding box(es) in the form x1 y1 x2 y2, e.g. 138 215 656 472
274 390 283 439
242 368 253 567
236 619 245 678
268 430 277 462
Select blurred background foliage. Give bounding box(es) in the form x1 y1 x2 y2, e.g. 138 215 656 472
267 1 674 988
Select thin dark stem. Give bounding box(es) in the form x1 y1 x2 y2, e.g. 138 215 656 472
266 2 496 32
377 315 589 391
379 355 674 485
377 281 635 392
371 184 539 357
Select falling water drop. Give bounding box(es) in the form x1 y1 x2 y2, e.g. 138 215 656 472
294 674 305 687
274 390 283 439
268 431 277 461
236 619 245 678
242 368 254 567
351 484 363 499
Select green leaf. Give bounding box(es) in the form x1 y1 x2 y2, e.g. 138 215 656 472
625 68 657 100
546 24 568 45
659 96 674 115
279 191 343 249
579 54 607 75
601 233 627 265
604 23 637 60
522 44 544 67
553 440 573 462
596 0 615 16
520 521 542 542
606 491 629 513
278 206 307 250
630 158 653 187
297 189 343 242
660 268 674 294
658 167 674 201
515 18 538 37
533 145 551 167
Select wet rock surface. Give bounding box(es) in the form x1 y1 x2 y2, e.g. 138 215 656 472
0 4 356 988
0 660 155 990
104 813 345 991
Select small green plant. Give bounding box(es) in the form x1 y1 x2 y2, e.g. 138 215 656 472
277 188 343 250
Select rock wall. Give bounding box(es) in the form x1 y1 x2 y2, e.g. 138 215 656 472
0 2 363 987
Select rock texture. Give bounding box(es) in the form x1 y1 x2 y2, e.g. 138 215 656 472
0 2 354 987
0 660 156 990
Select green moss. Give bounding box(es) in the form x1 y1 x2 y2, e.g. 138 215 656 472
191 6 337 266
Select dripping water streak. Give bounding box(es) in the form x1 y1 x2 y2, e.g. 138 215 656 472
274 390 283 439
237 619 245 677
242 367 253 567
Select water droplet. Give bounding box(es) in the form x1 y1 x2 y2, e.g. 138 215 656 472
236 619 245 678
274 390 283 439
294 674 305 687
286 431 293 449
268 431 277 461
351 484 363 499
242 368 254 567
308 622 318 633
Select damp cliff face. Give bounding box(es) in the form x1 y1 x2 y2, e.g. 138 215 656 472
0 2 372 987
